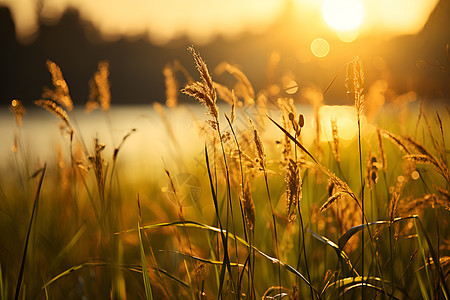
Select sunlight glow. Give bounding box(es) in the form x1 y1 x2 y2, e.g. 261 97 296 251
0 0 439 44
322 0 365 31
310 38 329 58
336 30 359 43
318 105 368 141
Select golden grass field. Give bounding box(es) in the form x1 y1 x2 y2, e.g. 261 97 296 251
1 48 449 299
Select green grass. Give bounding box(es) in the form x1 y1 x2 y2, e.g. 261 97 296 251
1 51 449 299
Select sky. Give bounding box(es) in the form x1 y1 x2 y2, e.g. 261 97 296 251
0 0 439 45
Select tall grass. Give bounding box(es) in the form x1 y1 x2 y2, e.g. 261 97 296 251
0 48 449 299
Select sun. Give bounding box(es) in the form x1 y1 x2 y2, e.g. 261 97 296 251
322 0 365 32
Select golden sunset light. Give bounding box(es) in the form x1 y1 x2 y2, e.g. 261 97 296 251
1 0 448 298
0 0 439 44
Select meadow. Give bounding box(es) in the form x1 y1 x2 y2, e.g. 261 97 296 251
1 47 449 299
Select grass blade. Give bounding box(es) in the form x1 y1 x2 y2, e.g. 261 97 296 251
117 219 320 298
204 144 234 298
325 276 410 299
14 165 46 300
138 219 153 300
338 221 388 249
309 229 359 276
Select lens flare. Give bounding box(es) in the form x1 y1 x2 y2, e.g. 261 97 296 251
310 38 330 58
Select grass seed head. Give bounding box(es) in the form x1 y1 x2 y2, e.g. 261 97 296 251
45 60 73 111
163 62 178 108
346 56 365 119
366 150 379 189
35 99 71 129
241 180 255 231
182 47 219 130
95 61 111 112
10 99 26 127
331 119 340 163
249 118 266 172
215 62 255 104
285 159 301 221
320 192 346 212
376 127 387 170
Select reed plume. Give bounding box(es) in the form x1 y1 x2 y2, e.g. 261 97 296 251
89 138 106 203
249 118 265 172
181 47 218 130
330 119 340 163
216 62 255 104
43 60 74 111
86 61 111 113
163 63 178 108
173 59 194 84
230 89 236 123
388 176 405 220
376 128 387 171
397 193 450 216
346 56 365 120
213 82 233 105
241 179 255 231
35 99 71 129
285 159 301 222
320 192 345 212
381 129 410 154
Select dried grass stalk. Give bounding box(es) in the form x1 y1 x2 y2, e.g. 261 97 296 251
35 99 70 128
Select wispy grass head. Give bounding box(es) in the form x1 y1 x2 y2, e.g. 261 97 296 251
215 62 255 104
249 118 266 172
241 179 255 231
163 62 178 108
285 159 301 222
34 99 71 129
43 60 73 111
182 46 218 130
330 119 340 163
346 56 365 119
86 61 111 113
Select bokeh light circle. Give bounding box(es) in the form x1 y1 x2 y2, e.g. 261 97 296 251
310 38 330 58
